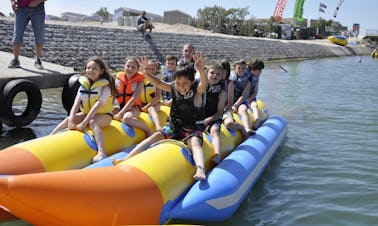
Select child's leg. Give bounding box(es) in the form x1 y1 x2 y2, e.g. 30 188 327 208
112 131 164 164
238 104 254 135
250 100 260 129
224 116 249 140
90 114 112 163
188 136 206 180
148 103 162 131
122 107 153 136
210 123 222 164
50 117 69 135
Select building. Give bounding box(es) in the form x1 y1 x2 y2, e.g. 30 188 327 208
113 7 162 26
163 10 193 25
61 12 89 22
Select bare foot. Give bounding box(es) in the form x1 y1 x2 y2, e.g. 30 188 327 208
247 129 256 136
236 124 249 140
193 165 206 180
212 154 222 164
92 152 107 163
111 158 123 165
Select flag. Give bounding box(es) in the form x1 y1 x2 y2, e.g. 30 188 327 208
294 0 305 22
320 2 327 9
319 8 325 13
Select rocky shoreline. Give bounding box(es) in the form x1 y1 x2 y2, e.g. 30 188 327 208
0 17 371 71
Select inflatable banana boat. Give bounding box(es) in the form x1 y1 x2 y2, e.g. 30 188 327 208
0 101 288 225
0 106 170 175
328 35 348 46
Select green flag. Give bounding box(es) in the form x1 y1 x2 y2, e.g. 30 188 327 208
294 0 305 22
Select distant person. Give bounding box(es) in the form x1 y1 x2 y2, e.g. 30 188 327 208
51 56 117 163
177 44 195 67
98 15 104 25
137 11 154 37
8 0 46 69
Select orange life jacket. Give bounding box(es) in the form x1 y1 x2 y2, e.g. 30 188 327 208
116 71 145 107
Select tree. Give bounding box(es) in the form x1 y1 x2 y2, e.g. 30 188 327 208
96 7 110 21
195 5 249 35
309 18 333 35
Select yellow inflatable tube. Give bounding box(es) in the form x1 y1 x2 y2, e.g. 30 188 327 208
0 106 170 175
0 101 268 225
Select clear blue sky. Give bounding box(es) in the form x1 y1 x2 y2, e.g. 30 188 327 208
1 0 376 36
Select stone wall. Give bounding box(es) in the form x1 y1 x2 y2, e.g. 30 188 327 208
0 19 370 71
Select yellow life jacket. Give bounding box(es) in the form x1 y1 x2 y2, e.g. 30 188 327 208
140 73 163 104
78 76 114 114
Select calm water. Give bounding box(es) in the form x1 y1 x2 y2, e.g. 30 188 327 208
1 56 377 226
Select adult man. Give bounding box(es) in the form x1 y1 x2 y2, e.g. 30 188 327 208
177 44 195 67
137 11 154 36
8 0 46 69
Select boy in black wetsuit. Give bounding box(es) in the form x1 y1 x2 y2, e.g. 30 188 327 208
113 52 208 180
204 63 226 164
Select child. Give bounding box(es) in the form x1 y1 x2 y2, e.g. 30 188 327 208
229 60 255 135
113 52 208 180
140 59 163 131
113 57 153 136
219 59 248 140
161 55 178 106
247 59 265 129
204 63 226 164
51 56 117 163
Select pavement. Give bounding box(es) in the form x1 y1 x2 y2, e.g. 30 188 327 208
0 51 77 89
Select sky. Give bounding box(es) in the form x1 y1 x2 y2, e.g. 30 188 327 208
1 0 377 37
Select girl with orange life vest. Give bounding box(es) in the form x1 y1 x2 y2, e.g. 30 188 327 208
51 56 117 163
113 57 153 136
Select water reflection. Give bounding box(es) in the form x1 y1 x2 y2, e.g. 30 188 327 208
0 127 36 149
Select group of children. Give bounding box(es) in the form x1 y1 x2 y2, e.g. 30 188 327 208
51 44 265 181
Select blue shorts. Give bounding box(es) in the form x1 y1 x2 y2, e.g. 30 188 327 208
12 4 45 44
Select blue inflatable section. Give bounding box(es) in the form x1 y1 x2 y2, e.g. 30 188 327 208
165 115 288 222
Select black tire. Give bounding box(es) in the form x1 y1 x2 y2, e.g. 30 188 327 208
0 79 42 127
61 73 81 113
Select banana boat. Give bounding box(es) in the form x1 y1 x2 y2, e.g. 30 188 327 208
0 101 288 225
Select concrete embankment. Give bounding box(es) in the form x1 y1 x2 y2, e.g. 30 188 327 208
0 18 371 73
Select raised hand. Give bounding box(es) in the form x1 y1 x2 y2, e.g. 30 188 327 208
193 51 205 71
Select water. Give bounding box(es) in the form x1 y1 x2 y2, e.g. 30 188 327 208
1 56 377 225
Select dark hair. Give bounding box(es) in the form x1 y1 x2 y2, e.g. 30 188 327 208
84 56 117 96
174 65 196 82
233 59 246 68
165 55 178 63
148 59 161 70
218 59 231 79
248 59 265 71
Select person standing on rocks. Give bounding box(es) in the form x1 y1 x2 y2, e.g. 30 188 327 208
8 0 46 69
